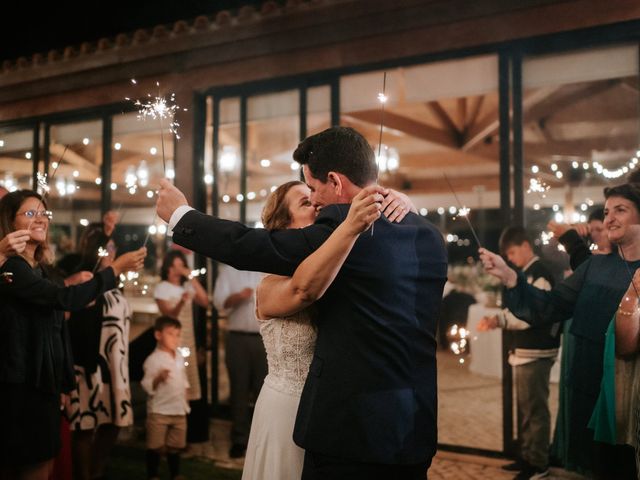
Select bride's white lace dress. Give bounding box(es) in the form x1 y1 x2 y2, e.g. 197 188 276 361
242 310 316 480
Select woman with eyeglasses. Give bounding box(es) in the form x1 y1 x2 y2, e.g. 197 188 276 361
0 191 146 480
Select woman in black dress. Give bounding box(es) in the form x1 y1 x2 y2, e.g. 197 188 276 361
0 190 145 480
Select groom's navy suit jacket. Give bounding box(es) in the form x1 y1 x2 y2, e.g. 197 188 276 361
172 204 447 464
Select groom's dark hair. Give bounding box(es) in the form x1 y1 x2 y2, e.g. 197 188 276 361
293 126 378 187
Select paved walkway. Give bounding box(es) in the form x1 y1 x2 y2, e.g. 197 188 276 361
167 419 587 480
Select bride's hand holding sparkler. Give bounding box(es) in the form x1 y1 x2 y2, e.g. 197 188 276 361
479 248 517 288
156 179 189 223
344 185 383 235
111 247 147 277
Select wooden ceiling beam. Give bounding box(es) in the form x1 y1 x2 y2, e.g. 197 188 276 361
383 173 500 194
343 110 459 149
426 101 461 140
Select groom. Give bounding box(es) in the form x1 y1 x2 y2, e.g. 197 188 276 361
157 126 447 479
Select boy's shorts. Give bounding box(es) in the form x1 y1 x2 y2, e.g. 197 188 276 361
146 413 187 450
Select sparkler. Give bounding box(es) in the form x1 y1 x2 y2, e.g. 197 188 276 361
91 246 110 274
28 145 69 231
540 231 554 246
442 173 482 249
448 324 469 365
141 212 158 248
372 72 388 236
178 346 191 367
126 79 186 175
527 178 550 198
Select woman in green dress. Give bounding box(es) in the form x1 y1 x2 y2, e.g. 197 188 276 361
481 183 640 479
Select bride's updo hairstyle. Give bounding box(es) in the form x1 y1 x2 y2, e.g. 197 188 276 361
261 180 305 231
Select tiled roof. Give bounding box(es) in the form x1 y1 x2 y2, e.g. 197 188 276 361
1 0 328 74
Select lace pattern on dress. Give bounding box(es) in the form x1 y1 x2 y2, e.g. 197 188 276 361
259 310 316 396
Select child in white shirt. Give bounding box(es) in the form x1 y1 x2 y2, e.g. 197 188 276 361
141 316 190 480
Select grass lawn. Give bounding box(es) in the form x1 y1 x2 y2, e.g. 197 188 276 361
108 445 242 480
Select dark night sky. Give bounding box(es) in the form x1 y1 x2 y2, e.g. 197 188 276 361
1 0 266 62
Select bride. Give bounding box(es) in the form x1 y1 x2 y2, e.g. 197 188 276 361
241 181 411 479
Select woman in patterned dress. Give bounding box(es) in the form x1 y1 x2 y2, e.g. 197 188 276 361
64 219 135 480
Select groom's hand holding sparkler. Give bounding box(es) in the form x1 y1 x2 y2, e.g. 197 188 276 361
478 248 518 288
157 179 189 223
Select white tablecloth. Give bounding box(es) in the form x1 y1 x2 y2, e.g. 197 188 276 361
466 303 560 382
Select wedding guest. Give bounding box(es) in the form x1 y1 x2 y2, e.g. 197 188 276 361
154 250 208 449
63 219 135 480
213 264 266 459
547 207 611 270
141 316 190 480
0 190 145 480
155 251 208 401
477 226 557 480
546 208 612 471
480 183 640 479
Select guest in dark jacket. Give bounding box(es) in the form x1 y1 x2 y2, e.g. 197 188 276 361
478 226 558 479
0 190 145 479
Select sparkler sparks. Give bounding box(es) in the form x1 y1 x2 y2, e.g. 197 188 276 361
443 173 482 249
371 72 389 236
189 268 207 279
540 231 554 245
36 172 50 194
28 145 69 231
448 324 470 364
126 79 187 174
178 346 191 367
527 178 550 197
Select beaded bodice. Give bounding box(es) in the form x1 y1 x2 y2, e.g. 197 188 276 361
259 310 316 396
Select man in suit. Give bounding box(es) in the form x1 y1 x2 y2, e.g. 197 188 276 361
156 126 448 479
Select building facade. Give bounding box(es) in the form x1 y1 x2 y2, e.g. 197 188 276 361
1 0 639 454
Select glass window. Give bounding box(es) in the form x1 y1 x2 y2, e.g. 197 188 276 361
341 55 503 451
47 120 103 265
246 90 300 226
0 127 34 194
307 85 331 136
522 44 640 267
218 97 242 221
111 110 174 301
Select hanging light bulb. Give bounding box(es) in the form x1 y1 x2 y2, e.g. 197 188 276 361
219 146 238 173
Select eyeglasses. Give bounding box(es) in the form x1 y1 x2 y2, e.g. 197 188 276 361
17 209 53 221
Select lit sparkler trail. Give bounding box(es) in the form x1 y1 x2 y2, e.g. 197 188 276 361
126 79 186 175
442 173 482 249
92 246 110 274
372 72 388 236
141 212 158 248
28 145 69 231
